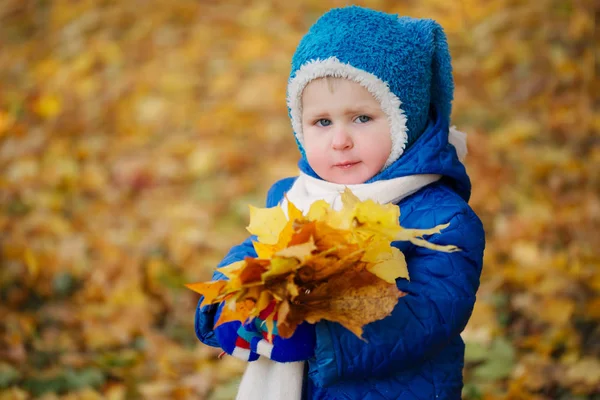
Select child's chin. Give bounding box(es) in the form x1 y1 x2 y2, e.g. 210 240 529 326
326 172 368 185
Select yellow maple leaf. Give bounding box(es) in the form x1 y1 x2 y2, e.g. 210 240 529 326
396 223 460 252
252 240 278 259
261 257 299 281
341 187 361 208
218 260 245 279
306 199 330 221
286 194 304 221
353 200 401 239
246 205 288 245
274 235 317 262
248 205 297 258
366 246 408 283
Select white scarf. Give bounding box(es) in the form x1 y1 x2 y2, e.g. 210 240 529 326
236 127 467 400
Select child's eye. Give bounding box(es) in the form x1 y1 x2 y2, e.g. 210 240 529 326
315 119 332 127
355 115 371 124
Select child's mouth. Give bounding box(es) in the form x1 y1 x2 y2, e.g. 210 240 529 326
334 161 360 169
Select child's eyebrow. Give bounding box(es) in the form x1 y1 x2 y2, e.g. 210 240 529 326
302 110 330 120
303 105 380 119
343 106 379 115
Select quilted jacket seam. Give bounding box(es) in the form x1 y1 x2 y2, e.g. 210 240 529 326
429 360 438 398
328 322 344 385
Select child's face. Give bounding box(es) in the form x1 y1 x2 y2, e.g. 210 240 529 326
301 78 392 184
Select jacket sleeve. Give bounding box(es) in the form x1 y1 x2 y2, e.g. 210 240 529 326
309 206 485 387
194 177 297 347
194 234 257 347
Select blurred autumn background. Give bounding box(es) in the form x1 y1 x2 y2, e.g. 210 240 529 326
0 0 597 399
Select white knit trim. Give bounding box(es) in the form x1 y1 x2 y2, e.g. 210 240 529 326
232 347 251 361
287 57 408 169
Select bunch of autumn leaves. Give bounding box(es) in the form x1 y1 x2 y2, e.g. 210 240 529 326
187 189 458 340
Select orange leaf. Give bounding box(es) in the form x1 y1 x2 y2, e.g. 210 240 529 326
215 299 256 327
288 221 316 246
185 280 228 307
239 258 270 284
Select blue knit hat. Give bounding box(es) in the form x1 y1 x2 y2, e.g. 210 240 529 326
287 6 454 169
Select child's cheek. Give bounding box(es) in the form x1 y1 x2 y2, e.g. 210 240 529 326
304 134 322 157
305 144 329 173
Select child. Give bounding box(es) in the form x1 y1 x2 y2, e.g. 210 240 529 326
195 6 485 400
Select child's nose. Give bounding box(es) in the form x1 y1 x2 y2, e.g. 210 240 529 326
331 126 353 150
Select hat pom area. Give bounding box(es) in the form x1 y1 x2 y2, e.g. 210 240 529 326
287 6 455 169
420 17 454 134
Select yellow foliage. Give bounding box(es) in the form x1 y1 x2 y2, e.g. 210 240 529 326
187 189 456 339
0 0 595 397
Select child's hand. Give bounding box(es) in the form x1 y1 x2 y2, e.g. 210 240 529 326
214 303 260 362
237 305 316 363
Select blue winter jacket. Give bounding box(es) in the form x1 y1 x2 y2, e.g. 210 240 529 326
194 111 485 399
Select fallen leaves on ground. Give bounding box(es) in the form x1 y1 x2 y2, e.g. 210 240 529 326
0 0 596 399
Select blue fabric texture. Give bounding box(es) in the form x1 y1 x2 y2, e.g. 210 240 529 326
239 318 317 363
289 6 454 157
214 303 259 361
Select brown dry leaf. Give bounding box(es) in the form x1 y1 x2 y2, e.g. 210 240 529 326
295 269 405 339
295 246 361 283
238 258 270 284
